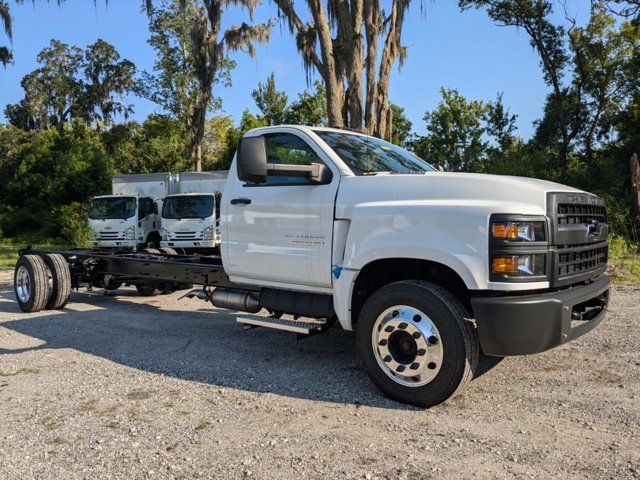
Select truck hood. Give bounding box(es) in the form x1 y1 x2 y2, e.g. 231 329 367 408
335 172 583 218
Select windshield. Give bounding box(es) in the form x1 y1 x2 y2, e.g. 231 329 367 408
314 130 435 175
89 197 136 220
162 195 214 219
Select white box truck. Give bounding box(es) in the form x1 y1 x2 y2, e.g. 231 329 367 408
160 171 228 253
88 173 178 250
15 126 610 408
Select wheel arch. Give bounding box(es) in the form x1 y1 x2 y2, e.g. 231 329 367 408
344 258 473 330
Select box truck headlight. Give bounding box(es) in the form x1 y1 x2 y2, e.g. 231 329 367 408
203 225 214 240
161 228 169 241
124 226 135 240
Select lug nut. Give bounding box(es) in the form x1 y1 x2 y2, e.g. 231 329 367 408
428 335 438 345
410 362 420 370
413 314 421 322
427 362 437 370
383 355 392 362
412 332 421 339
398 322 408 330
396 365 406 373
417 348 426 356
378 339 388 346
385 325 394 333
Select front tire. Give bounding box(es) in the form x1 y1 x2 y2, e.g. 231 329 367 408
356 281 479 408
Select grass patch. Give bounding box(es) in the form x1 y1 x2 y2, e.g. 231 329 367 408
595 369 624 383
126 389 155 401
608 237 640 285
195 421 212 431
0 244 70 270
0 367 40 376
39 416 62 430
47 437 68 446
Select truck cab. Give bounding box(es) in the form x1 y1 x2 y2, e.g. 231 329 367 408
160 171 227 253
88 172 177 250
89 195 160 249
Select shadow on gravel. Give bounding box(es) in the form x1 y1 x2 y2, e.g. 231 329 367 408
0 285 502 409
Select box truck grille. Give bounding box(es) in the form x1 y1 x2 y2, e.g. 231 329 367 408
172 232 198 240
99 231 122 239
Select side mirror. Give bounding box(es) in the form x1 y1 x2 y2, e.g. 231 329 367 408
237 136 332 185
237 136 268 184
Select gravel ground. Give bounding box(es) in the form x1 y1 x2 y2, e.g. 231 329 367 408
0 270 638 479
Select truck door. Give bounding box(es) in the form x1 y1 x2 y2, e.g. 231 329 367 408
138 197 156 243
224 131 339 290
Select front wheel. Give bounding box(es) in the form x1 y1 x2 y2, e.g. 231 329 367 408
356 281 479 408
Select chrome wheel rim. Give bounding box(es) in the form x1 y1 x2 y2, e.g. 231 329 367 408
16 266 31 303
371 305 444 387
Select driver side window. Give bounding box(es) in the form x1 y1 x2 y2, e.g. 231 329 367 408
261 133 321 186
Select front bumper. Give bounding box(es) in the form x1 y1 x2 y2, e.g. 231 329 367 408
92 240 137 248
161 240 216 248
471 275 610 356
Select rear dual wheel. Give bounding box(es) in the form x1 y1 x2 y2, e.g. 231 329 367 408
14 254 71 313
356 281 479 408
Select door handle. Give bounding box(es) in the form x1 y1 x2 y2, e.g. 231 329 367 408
230 198 252 205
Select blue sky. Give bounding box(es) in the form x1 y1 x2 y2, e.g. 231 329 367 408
0 0 593 138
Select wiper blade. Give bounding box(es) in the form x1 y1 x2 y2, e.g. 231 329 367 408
362 171 391 176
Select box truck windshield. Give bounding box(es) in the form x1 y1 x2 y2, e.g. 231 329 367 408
162 195 214 220
89 197 136 220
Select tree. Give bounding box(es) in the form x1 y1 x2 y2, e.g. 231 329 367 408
286 81 328 126
459 0 573 172
202 114 234 169
413 88 489 172
82 39 136 128
5 39 137 132
140 0 214 134
145 0 272 171
251 73 289 125
388 103 412 146
218 109 267 168
273 0 413 137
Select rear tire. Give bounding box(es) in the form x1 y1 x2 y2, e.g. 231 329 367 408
136 284 162 296
356 280 479 408
159 247 178 255
43 253 71 310
143 248 160 255
14 255 51 313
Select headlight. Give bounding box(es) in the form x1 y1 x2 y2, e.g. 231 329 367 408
491 221 545 242
489 215 548 282
124 226 135 240
491 254 546 277
203 225 214 240
161 228 168 241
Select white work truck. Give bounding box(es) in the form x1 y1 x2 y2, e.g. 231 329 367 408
88 173 178 250
160 171 228 253
14 126 610 407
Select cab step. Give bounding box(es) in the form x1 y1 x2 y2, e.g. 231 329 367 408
236 314 327 334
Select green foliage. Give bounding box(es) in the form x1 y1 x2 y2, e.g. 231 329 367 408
0 123 113 241
286 81 328 126
5 39 136 130
389 104 412 147
252 73 289 125
217 109 268 169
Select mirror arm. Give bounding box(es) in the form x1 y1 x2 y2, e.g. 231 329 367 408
266 163 320 178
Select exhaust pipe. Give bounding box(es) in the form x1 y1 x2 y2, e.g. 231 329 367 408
210 288 261 313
